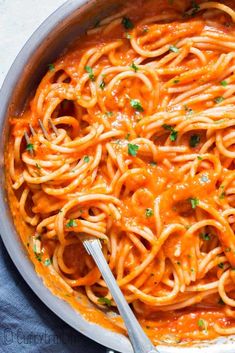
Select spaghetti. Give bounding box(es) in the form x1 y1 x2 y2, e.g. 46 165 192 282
6 0 235 345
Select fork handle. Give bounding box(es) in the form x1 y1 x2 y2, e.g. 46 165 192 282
86 239 158 353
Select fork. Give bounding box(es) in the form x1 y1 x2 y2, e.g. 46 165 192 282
25 119 159 353
83 238 159 353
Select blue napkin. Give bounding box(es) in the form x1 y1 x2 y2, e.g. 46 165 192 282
0 237 105 353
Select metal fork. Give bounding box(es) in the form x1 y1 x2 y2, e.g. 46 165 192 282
25 119 159 353
83 239 159 353
24 118 59 154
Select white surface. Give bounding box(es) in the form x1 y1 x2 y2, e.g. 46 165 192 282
0 0 66 88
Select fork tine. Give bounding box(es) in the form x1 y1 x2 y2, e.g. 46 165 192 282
38 119 51 140
83 238 102 256
48 118 59 136
29 124 36 136
24 131 34 156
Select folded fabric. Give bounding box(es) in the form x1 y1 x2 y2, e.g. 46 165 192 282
0 238 105 353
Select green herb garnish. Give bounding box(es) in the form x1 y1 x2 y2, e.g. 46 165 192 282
105 111 113 117
122 17 134 29
220 80 228 87
189 134 200 148
35 253 42 262
191 0 200 15
145 208 154 217
48 63 55 71
200 233 211 241
100 80 105 90
131 62 138 72
218 298 225 305
84 156 90 163
66 219 77 228
142 26 149 33
184 105 194 115
130 99 144 112
125 33 132 40
35 163 41 169
26 143 34 152
98 297 112 306
214 96 224 104
198 318 207 330
218 262 224 269
162 124 178 142
128 143 139 156
85 65 95 81
219 191 225 200
44 258 52 267
189 197 199 209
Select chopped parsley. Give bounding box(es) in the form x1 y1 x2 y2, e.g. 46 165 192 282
197 155 203 160
128 143 139 156
130 99 144 112
218 262 224 269
33 244 42 262
169 45 179 53
173 79 180 84
150 161 157 166
26 143 34 152
219 191 225 200
218 298 225 305
214 96 224 104
184 105 194 115
48 63 55 71
162 124 178 142
125 133 130 140
85 65 95 81
84 156 90 163
105 111 113 117
130 62 138 72
99 80 105 90
125 32 132 40
200 233 211 241
98 297 112 306
189 197 199 209
145 208 154 217
35 163 41 169
189 134 200 148
44 258 52 266
122 17 134 29
220 80 228 87
142 26 149 33
198 318 207 331
35 253 42 262
191 0 200 15
66 219 77 228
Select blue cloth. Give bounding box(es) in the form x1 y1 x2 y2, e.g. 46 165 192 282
0 237 105 353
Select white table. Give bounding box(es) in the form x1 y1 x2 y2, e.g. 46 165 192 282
0 0 66 88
